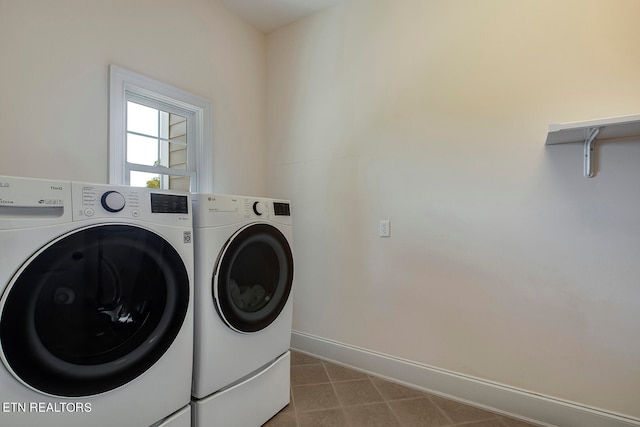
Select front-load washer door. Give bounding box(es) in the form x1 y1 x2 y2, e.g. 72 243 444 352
213 223 293 333
0 224 190 397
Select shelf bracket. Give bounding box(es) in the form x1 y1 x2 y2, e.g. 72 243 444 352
583 127 601 178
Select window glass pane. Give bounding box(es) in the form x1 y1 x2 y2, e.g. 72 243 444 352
127 134 159 166
127 102 158 136
168 175 190 192
165 113 188 169
130 171 161 188
129 171 190 191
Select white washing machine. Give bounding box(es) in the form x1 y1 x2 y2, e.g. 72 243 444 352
191 194 294 427
0 176 194 427
153 406 191 427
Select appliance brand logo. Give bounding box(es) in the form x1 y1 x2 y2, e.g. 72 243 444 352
50 186 63 191
0 199 14 204
0 182 9 188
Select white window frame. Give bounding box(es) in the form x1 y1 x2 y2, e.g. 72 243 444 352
109 65 212 193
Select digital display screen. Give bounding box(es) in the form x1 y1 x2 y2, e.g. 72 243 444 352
273 202 290 216
151 194 189 214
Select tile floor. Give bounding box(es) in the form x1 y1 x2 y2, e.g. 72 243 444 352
263 351 544 427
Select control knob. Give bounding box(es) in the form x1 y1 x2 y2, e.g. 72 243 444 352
252 201 263 216
101 191 126 213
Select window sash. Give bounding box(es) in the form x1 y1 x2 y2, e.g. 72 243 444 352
109 65 213 193
126 130 188 148
125 163 196 178
125 93 196 185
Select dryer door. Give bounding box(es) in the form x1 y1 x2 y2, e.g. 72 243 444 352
213 223 293 333
0 224 190 397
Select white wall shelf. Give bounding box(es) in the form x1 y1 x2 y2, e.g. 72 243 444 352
545 114 640 177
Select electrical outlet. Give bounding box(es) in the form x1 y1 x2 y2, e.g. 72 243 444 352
379 220 390 237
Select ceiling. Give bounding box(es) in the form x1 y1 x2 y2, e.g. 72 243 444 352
220 0 346 33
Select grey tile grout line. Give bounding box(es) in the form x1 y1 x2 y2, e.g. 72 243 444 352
324 360 418 426
336 367 501 427
289 375 299 427
427 395 506 427
366 374 408 427
307 359 450 426
293 356 516 427
289 354 540 427
321 359 410 426
365 373 454 427
425 393 511 427
423 393 459 426
321 360 350 426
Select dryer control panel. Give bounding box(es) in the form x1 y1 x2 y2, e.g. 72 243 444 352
191 193 292 228
242 198 291 225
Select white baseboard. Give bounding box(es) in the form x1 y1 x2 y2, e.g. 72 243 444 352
291 330 640 427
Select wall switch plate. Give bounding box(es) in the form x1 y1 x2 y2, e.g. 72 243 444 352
379 220 390 237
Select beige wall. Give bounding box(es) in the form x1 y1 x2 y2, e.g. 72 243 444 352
3 0 640 420
267 0 640 419
0 0 266 196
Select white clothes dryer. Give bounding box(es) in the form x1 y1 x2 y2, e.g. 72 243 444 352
0 176 194 427
191 194 293 427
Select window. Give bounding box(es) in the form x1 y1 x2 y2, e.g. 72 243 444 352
109 65 212 192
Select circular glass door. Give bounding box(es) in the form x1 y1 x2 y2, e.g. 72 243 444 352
0 224 189 397
214 223 293 333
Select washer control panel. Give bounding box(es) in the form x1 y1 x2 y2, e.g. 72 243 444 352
77 185 140 218
72 183 191 225
101 190 126 213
